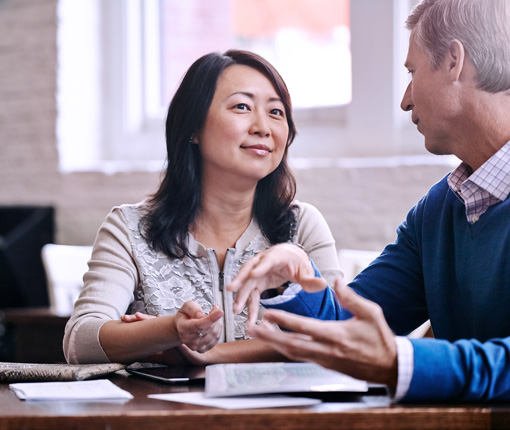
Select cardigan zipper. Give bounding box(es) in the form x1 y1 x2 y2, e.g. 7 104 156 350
219 271 224 291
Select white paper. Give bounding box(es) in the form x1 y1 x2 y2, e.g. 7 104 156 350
148 392 321 409
9 379 133 401
205 362 368 397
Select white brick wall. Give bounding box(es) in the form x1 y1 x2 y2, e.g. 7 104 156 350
0 0 453 252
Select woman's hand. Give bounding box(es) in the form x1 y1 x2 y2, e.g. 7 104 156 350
174 302 224 353
121 312 161 322
121 303 224 354
227 243 327 325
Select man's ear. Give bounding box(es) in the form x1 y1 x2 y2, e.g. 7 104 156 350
446 39 465 82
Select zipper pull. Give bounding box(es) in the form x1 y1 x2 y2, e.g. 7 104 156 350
219 271 224 291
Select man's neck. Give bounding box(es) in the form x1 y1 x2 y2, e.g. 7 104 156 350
456 93 510 172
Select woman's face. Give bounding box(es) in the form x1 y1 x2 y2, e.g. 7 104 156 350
197 64 289 188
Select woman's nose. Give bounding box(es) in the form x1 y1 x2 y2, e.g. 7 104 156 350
250 111 270 137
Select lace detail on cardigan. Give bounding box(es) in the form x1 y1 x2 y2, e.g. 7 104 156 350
121 204 271 340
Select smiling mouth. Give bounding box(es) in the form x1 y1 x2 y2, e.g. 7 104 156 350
241 145 272 155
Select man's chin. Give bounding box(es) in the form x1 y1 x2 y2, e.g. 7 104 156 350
424 139 450 156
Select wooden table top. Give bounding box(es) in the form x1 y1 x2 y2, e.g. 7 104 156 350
1 370 510 430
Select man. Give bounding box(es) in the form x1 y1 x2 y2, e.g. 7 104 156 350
228 0 510 402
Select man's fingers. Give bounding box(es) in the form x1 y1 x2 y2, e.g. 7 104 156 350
248 321 326 363
334 279 380 321
262 308 350 346
298 275 328 292
262 309 327 337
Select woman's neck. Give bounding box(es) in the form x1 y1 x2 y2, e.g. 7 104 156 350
191 183 256 269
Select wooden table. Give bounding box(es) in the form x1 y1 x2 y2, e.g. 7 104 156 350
1 370 510 430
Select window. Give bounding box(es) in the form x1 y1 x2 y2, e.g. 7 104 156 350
158 0 351 111
57 0 427 172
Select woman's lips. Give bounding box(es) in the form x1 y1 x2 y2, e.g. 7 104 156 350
241 145 271 156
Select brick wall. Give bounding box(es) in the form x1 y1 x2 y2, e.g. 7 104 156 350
0 0 453 253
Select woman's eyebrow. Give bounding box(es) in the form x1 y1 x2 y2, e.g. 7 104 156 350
227 91 283 103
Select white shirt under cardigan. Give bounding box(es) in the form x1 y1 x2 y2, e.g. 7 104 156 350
63 200 342 364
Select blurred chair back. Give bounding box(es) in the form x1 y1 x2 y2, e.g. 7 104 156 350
41 244 92 315
338 248 432 338
337 248 381 284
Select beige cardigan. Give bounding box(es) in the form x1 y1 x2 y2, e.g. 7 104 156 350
63 201 341 364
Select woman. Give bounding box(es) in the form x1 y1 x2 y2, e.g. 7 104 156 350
63 50 341 365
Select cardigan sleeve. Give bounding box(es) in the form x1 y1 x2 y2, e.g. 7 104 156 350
63 206 139 364
294 201 343 288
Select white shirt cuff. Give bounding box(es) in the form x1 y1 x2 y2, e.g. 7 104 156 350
393 336 414 401
259 283 301 306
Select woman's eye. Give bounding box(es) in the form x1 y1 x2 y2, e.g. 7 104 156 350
234 103 249 110
270 108 284 116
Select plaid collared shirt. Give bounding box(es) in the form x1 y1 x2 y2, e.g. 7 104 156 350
447 141 510 223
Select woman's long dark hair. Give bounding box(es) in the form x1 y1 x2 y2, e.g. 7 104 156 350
141 49 298 258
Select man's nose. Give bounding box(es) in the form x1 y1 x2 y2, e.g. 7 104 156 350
400 81 413 112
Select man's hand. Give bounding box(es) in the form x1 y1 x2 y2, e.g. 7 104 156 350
227 243 327 325
246 277 398 388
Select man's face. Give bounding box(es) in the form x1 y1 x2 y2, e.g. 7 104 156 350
400 31 461 156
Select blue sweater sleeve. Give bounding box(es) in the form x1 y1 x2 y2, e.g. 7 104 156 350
262 260 345 320
405 337 510 403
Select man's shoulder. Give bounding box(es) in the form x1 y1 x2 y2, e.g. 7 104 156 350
417 174 452 208
404 174 454 225
426 173 450 196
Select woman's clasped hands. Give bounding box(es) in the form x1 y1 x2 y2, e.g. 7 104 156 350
122 301 224 353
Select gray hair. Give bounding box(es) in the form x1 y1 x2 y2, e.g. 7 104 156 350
406 0 510 93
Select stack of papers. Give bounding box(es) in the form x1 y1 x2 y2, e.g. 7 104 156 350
205 362 368 397
149 362 369 410
10 379 133 401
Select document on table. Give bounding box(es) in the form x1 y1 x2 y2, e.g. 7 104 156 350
205 362 368 397
9 379 133 401
148 392 321 409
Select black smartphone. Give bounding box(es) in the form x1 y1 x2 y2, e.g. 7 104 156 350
126 363 206 384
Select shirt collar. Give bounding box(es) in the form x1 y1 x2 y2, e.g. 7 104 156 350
447 140 510 202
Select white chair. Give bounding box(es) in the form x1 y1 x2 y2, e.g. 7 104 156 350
337 248 432 338
41 244 93 315
337 248 381 284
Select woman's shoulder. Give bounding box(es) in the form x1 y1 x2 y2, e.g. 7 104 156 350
101 200 151 234
292 200 325 222
108 200 150 220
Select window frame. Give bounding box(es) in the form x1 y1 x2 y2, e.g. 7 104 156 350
58 0 426 171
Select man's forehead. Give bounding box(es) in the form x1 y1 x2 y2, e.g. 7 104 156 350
404 31 420 68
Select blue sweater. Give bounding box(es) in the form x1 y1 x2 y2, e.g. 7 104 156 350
350 175 510 402
263 260 343 320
